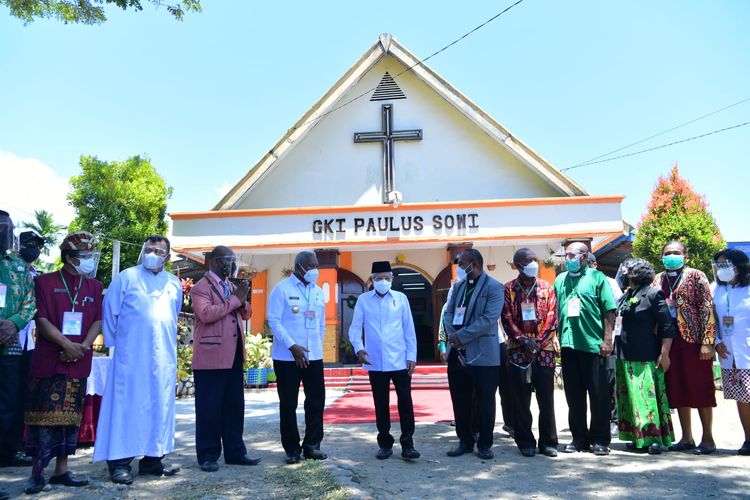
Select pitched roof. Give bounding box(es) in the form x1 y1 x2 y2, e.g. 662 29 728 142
215 34 587 210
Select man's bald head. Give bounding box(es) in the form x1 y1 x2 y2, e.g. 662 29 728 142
565 242 589 255
211 245 234 259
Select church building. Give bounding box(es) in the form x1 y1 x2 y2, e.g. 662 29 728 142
170 34 626 364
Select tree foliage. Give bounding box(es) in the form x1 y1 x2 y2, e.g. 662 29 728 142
22 209 66 256
68 155 172 286
633 164 724 276
1 0 201 24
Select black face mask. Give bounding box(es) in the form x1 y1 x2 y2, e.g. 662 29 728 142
20 247 41 264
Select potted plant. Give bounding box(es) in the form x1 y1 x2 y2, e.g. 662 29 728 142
244 333 272 387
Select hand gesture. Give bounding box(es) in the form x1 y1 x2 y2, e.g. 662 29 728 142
62 341 87 363
232 280 250 302
290 344 310 368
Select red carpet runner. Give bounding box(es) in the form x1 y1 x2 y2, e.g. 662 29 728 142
324 388 452 424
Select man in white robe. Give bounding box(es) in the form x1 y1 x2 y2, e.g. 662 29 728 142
93 235 183 485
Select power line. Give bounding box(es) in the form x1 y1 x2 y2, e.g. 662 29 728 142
290 0 526 132
561 120 750 171
571 96 750 168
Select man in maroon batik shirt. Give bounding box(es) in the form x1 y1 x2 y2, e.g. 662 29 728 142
23 232 103 494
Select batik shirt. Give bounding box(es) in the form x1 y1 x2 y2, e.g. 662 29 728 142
654 267 715 345
0 254 35 356
501 277 558 367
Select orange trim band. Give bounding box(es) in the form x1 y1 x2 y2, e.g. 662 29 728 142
170 195 625 220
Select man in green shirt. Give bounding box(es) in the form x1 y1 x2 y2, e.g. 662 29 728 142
554 242 616 456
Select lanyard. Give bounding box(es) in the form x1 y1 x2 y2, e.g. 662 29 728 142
517 280 537 301
461 281 476 307
59 270 83 312
665 271 683 299
725 285 731 315
297 281 312 309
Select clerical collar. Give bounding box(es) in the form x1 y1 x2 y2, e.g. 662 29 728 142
569 271 581 277
667 270 681 277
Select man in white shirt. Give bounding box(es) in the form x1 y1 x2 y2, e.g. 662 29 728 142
267 251 327 464
349 261 419 460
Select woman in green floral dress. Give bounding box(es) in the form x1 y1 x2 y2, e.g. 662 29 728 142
615 258 676 454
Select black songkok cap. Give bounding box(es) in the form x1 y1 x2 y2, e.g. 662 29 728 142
371 261 392 274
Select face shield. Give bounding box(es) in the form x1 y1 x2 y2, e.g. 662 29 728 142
211 254 238 280
0 218 16 256
712 259 736 284
614 262 629 291
66 249 102 279
138 242 169 272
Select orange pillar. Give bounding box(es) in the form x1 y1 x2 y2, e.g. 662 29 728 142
318 268 339 363
250 270 268 335
339 252 352 271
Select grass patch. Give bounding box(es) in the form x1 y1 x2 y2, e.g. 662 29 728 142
266 460 350 499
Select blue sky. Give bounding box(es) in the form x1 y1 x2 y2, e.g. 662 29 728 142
1 0 748 240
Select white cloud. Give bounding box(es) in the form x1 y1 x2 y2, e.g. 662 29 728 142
0 151 74 261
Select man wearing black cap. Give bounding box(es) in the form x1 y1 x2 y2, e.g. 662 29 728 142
348 261 419 460
443 249 504 460
0 211 37 479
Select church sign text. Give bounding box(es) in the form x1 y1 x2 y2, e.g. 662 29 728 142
312 213 479 236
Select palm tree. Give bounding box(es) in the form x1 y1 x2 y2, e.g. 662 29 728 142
22 209 66 256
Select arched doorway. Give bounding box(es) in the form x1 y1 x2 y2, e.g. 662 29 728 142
432 265 453 359
392 267 434 362
338 268 367 364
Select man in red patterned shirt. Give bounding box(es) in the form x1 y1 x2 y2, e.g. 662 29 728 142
500 248 559 458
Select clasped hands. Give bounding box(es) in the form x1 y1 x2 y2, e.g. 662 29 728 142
59 340 88 363
0 319 18 346
356 350 416 375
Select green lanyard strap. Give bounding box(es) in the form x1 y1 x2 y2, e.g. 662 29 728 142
59 270 83 312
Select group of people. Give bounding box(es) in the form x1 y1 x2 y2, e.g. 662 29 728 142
1 202 749 497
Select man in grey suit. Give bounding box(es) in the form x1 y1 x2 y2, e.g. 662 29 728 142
444 249 504 459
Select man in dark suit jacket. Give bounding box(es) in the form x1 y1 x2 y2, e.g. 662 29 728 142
191 246 260 472
444 249 504 459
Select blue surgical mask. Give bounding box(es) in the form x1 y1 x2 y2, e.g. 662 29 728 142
374 279 392 295
304 268 319 284
75 258 96 276
662 255 685 271
456 262 473 281
565 258 581 273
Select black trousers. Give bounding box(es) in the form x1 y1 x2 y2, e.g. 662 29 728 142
274 359 325 456
107 455 163 474
508 360 558 450
368 370 415 449
0 355 20 462
447 350 498 451
497 343 513 428
194 341 247 465
561 347 610 447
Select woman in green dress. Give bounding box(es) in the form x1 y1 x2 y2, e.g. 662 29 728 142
615 258 676 454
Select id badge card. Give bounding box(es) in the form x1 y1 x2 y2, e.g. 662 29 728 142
304 310 317 329
567 297 581 318
62 311 83 336
521 301 537 321
666 298 677 318
0 283 6 309
453 306 466 326
613 316 623 337
723 315 734 335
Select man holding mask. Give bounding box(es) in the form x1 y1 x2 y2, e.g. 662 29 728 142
267 251 327 464
554 242 616 456
348 261 419 460
94 235 183 484
191 246 260 472
443 249 503 460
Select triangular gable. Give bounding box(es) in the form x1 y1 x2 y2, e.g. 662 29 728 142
215 34 586 210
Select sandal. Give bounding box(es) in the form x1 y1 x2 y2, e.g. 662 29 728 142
668 440 695 452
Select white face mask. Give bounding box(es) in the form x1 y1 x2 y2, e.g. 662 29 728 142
304 268 319 284
143 253 165 271
456 262 473 281
374 279 392 295
74 258 95 276
521 261 539 278
717 266 736 283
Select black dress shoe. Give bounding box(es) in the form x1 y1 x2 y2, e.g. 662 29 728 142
668 440 695 452
694 445 717 455
48 471 89 487
476 448 494 460
502 424 515 438
647 444 663 455
0 489 9 500
139 462 180 476
226 456 262 466
540 446 558 457
303 449 328 460
738 441 750 456
200 461 219 472
401 448 420 460
446 444 473 457
593 444 610 456
285 454 301 465
24 476 46 494
376 448 392 460
520 448 536 457
110 468 133 485
562 442 590 453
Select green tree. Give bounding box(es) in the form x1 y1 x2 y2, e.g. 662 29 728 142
633 164 724 276
1 0 200 24
68 155 172 286
22 209 66 256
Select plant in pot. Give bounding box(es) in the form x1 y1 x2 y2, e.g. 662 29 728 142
244 333 272 387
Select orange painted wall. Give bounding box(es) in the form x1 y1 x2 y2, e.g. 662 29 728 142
339 252 352 271
250 270 268 334
318 268 339 362
539 264 557 285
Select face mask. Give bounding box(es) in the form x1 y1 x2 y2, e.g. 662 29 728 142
521 261 539 278
143 253 165 271
374 279 392 294
565 258 581 273
717 267 736 283
74 258 95 276
303 268 319 284
662 255 685 271
20 247 41 264
456 262 473 281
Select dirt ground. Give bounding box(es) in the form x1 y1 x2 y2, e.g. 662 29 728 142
1 389 749 499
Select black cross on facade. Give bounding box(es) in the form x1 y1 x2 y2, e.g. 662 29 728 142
354 104 422 204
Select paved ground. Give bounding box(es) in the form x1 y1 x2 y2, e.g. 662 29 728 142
1 387 749 499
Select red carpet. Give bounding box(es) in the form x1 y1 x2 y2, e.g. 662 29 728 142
324 388 452 424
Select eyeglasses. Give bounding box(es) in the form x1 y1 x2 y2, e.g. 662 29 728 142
70 250 97 259
564 252 585 259
144 247 169 257
712 261 734 269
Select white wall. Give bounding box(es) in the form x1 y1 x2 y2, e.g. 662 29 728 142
235 56 560 210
